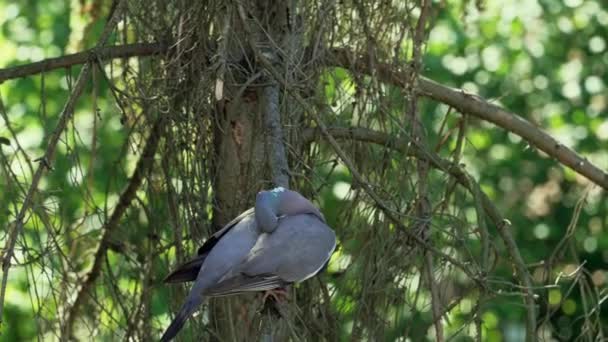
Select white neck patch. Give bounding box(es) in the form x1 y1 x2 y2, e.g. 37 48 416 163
270 187 286 193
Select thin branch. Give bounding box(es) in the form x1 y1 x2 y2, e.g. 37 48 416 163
64 115 163 337
0 43 165 83
0 1 128 330
424 253 443 341
301 126 487 214
330 48 608 191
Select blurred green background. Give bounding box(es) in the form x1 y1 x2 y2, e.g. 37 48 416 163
1 0 607 340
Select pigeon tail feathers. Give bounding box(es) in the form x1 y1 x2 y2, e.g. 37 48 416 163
159 295 203 342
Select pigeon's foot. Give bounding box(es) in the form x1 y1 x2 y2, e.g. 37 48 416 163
262 287 289 303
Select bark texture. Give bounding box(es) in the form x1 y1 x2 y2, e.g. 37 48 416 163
209 1 300 339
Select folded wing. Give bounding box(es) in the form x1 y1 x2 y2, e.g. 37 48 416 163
203 214 336 297
163 208 255 284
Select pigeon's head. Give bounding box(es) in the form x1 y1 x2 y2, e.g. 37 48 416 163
255 187 325 233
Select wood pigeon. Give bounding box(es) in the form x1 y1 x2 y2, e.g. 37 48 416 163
160 187 336 341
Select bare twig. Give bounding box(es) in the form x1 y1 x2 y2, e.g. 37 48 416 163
0 1 128 330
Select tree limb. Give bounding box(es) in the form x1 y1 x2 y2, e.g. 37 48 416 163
330 48 608 191
3 43 604 191
0 43 165 83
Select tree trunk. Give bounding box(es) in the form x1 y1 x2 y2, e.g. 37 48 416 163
209 1 300 339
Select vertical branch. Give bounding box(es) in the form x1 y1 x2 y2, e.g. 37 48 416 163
235 2 290 190
424 253 443 339
262 83 290 189
87 66 99 206
260 72 290 342
162 140 184 263
407 0 431 243
407 1 444 340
